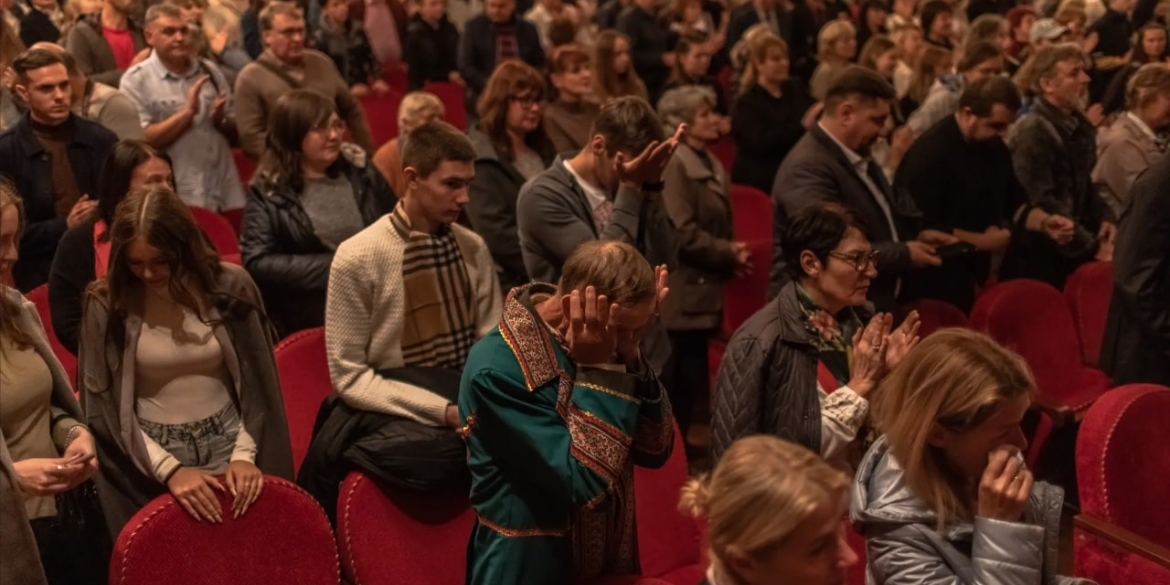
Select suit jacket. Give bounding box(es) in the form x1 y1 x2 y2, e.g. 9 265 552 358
660 143 737 331
769 124 915 312
1100 152 1170 386
1092 112 1164 220
457 14 544 103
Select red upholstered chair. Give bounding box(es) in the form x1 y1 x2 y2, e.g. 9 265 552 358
970 279 1110 415
360 91 405 148
219 209 245 236
1074 384 1170 584
896 298 969 338
110 476 338 585
422 81 469 131
634 425 704 585
188 206 240 257
721 185 772 338
273 327 332 473
709 137 737 173
382 61 409 90
231 148 256 186
1064 261 1113 367
338 471 474 585
24 285 76 380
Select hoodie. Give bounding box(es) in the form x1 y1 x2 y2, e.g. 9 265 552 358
850 437 1092 585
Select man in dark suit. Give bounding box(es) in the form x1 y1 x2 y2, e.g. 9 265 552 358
1100 152 1170 386
457 0 544 114
770 66 948 311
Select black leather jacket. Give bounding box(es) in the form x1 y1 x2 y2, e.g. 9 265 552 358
240 150 396 336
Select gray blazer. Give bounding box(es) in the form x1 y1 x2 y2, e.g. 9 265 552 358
1092 113 1164 220
851 437 1093 585
0 287 85 585
660 143 737 332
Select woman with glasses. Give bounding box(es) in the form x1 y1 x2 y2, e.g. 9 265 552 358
465 61 556 292
240 89 396 337
711 202 920 470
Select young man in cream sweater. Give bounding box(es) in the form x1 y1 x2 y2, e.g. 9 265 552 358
325 121 502 428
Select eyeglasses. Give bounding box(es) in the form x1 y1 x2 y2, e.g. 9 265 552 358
312 119 347 134
828 250 879 272
509 95 542 108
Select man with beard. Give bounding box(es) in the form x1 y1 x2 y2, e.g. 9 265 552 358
1007 44 1115 289
894 76 1077 312
771 66 948 311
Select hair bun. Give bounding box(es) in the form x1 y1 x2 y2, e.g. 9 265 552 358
677 474 711 518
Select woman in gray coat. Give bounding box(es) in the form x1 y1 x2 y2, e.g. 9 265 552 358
852 328 1090 585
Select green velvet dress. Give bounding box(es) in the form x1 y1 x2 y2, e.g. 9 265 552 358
458 283 675 585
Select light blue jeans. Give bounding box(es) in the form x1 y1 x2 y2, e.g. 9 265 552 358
139 403 240 473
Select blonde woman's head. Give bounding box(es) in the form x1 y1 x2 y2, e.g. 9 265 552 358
871 328 1033 529
680 435 857 585
0 179 22 283
738 32 789 96
398 91 445 136
818 20 857 63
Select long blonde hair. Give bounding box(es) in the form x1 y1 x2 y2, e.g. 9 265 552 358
738 32 788 97
817 19 857 63
680 435 849 582
870 328 1034 530
0 180 34 353
907 44 952 104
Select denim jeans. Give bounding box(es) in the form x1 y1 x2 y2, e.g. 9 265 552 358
139 402 240 473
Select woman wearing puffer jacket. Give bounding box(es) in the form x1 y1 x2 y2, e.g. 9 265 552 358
241 89 396 337
851 328 1093 585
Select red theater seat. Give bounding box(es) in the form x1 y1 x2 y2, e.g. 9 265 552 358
722 185 772 338
635 425 704 585
360 91 405 148
422 81 469 131
897 298 969 338
709 137 736 172
231 148 256 185
273 327 332 473
1074 384 1170 584
111 476 338 585
1064 261 1113 367
188 206 240 257
25 284 76 380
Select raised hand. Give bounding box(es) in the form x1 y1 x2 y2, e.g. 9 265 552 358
978 447 1033 522
884 310 921 371
615 125 685 189
562 286 620 365
224 461 264 519
185 75 211 116
848 313 891 397
66 195 98 228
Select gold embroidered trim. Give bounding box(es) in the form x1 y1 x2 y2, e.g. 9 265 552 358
576 382 640 404
477 514 568 537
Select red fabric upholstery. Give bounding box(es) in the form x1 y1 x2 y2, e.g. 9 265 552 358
422 81 469 131
24 285 76 380
970 280 1110 413
338 471 474 585
1076 384 1170 546
845 520 867 585
709 137 736 173
1073 521 1170 585
231 148 256 185
219 209 245 236
382 61 409 90
634 425 703 584
188 206 240 256
722 185 772 338
1063 261 1113 367
896 298 969 338
818 362 840 393
110 476 338 585
273 328 332 473
360 91 405 148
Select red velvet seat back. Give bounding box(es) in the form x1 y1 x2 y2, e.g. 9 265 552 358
1063 261 1113 367
338 471 474 585
110 477 338 585
970 280 1107 412
422 81 469 131
709 137 737 174
1077 384 1170 546
897 298 968 338
634 425 703 584
188 206 240 256
231 148 256 185
360 91 405 149
722 185 772 337
25 284 76 380
273 328 332 474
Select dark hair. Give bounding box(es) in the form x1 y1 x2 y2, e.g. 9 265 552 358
957 40 1002 73
1133 23 1168 64
256 89 338 194
96 141 175 240
670 31 711 85
30 43 80 74
558 240 656 305
823 65 896 113
259 1 302 31
782 203 868 281
593 30 649 103
857 0 888 31
590 96 667 156
402 120 476 178
11 48 67 82
919 0 952 35
858 35 897 73
476 60 554 163
959 75 1021 116
547 16 579 48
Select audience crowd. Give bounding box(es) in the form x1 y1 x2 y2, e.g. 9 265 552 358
2 0 1169 582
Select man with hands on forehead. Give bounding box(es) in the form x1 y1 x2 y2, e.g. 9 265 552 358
459 240 675 585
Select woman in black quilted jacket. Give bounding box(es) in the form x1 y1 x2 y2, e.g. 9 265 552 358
240 89 396 337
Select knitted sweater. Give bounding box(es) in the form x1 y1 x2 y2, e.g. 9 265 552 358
325 214 502 426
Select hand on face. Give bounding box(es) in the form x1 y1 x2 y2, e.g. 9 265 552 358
614 125 686 189
977 447 1033 522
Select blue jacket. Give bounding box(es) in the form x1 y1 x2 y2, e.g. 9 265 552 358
0 114 116 291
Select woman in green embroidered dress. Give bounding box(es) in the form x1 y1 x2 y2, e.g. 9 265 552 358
711 202 921 470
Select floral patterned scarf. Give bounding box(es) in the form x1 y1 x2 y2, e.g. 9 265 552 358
796 285 863 386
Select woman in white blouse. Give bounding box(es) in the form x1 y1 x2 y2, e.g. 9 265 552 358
79 185 293 536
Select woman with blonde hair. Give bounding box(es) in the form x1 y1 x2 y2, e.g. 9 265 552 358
372 91 445 195
592 30 649 103
852 328 1083 585
901 44 952 118
543 44 600 153
0 18 25 133
681 435 859 585
890 25 924 98
810 20 858 100
729 32 815 193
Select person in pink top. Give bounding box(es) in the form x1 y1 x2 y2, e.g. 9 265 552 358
64 0 146 88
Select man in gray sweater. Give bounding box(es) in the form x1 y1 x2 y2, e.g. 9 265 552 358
516 96 680 373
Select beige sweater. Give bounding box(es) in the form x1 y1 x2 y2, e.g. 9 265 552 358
325 213 501 426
